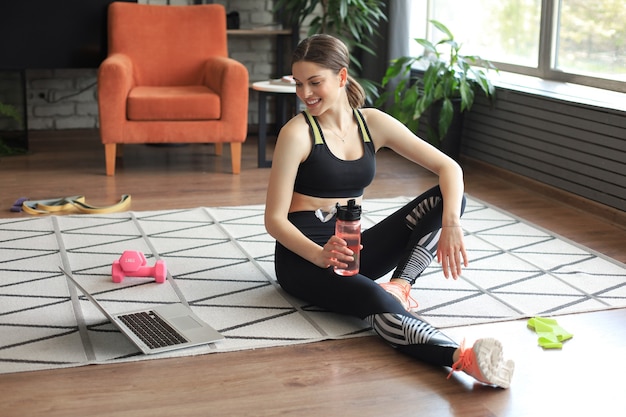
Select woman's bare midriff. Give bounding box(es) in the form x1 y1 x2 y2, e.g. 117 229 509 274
289 192 363 213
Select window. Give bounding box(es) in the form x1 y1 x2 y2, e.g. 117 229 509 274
409 0 625 92
555 0 626 83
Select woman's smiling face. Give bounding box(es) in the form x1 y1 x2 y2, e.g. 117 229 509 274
292 61 346 116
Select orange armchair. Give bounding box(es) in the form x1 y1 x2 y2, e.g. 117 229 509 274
97 2 249 176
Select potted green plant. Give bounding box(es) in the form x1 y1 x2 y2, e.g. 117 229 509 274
376 20 497 158
0 101 26 156
273 0 386 100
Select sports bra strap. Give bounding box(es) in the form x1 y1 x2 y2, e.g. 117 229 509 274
303 109 371 144
303 110 324 145
353 109 372 143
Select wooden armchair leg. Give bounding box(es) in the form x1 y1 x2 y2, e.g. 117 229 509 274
214 143 223 156
230 142 241 174
105 143 117 176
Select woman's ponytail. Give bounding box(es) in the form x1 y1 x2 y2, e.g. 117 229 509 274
346 74 365 109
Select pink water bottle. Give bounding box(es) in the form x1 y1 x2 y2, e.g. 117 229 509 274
334 199 362 276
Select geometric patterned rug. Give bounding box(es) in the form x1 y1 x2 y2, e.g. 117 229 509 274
1 196 625 374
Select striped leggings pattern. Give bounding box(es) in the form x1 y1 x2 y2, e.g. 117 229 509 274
366 312 443 346
405 196 442 230
393 231 440 283
392 196 442 284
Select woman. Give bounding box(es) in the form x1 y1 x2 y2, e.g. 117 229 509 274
264 34 514 388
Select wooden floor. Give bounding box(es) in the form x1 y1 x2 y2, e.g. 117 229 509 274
1 130 625 417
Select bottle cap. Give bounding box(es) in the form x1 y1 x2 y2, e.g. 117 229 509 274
336 199 361 221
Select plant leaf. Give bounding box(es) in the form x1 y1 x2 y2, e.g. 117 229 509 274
414 38 437 55
459 79 474 112
430 20 453 40
438 98 454 140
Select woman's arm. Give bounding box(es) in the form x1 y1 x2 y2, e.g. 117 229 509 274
363 108 468 279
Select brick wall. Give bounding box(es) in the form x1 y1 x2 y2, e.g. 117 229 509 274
23 0 290 131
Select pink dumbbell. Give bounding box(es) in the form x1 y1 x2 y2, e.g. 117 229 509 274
112 250 167 283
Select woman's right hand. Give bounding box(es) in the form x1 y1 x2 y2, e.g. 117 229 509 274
317 235 353 269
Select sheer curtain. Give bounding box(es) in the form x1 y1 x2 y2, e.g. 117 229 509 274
359 0 411 106
388 0 411 62
385 0 412 105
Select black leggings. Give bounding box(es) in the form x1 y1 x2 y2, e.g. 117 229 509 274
275 186 467 367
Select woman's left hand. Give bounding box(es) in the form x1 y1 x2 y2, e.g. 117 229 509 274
436 226 468 280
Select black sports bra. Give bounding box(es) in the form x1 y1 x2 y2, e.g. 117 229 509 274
293 109 376 198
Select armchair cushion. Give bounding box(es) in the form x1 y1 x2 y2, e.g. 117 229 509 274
127 86 220 121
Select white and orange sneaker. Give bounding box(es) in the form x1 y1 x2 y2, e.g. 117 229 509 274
448 338 515 389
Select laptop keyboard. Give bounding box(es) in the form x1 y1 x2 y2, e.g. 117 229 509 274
118 311 187 349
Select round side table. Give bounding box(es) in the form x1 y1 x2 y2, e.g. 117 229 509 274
252 80 297 168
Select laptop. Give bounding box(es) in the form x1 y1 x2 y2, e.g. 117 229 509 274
60 267 224 354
